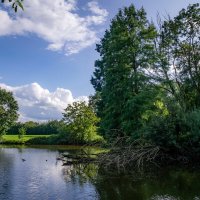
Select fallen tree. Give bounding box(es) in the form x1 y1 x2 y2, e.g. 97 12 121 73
58 136 200 172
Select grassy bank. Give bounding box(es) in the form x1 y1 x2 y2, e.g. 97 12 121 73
1 135 50 144
0 134 104 146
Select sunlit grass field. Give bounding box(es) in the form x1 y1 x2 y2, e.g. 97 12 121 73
2 135 50 142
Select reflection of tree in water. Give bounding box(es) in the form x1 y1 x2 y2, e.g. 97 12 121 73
59 146 105 185
17 146 25 154
0 148 14 200
61 161 200 200
94 169 200 200
62 163 99 185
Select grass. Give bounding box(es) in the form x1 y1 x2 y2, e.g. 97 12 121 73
0 134 105 146
1 135 50 144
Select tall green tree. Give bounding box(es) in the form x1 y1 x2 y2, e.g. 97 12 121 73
155 3 200 111
0 88 18 136
91 5 157 139
144 3 200 149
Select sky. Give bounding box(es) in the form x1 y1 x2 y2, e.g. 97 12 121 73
0 0 198 122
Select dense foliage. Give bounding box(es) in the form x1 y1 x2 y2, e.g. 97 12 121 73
0 88 18 136
8 120 64 135
91 5 158 140
62 101 102 144
91 3 200 154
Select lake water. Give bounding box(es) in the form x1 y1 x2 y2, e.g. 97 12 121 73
0 145 200 200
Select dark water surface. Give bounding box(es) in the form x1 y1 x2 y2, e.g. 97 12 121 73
0 145 200 200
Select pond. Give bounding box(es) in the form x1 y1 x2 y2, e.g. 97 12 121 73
0 145 200 200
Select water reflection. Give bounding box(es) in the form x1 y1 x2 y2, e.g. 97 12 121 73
62 163 98 184
0 146 200 200
0 148 14 200
61 156 200 200
94 168 200 200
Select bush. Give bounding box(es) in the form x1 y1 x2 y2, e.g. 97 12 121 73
26 136 52 145
144 109 200 153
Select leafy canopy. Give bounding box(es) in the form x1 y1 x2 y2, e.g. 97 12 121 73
0 88 18 135
91 4 158 139
62 101 101 144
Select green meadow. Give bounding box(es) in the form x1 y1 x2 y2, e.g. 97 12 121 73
1 135 50 144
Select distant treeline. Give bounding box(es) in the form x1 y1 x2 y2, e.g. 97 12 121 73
8 120 64 135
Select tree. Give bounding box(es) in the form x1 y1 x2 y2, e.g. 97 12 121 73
18 126 26 139
155 3 200 111
91 4 157 139
143 3 200 149
0 88 18 136
62 101 101 144
1 0 24 12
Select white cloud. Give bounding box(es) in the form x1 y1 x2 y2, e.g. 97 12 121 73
0 82 88 122
0 0 108 55
87 1 108 25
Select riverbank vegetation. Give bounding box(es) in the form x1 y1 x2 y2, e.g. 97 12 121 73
90 3 200 168
0 3 199 169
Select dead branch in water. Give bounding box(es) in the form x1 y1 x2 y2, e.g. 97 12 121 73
97 144 160 171
93 136 160 171
59 137 162 171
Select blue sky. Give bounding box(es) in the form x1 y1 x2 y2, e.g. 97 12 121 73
0 0 197 121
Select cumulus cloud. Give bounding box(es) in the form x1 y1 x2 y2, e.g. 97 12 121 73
0 0 108 55
0 82 88 122
87 1 108 25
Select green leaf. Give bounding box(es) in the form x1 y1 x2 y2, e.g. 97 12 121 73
16 0 24 10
